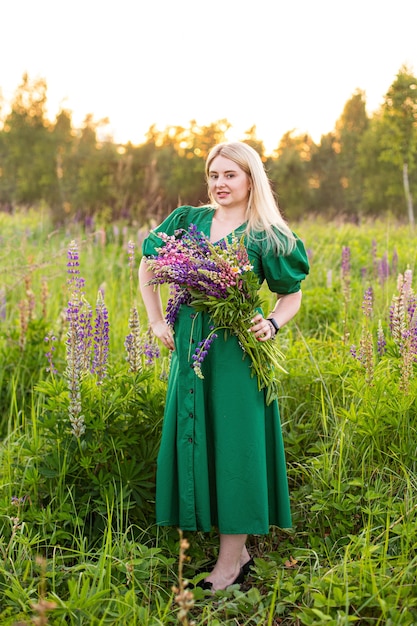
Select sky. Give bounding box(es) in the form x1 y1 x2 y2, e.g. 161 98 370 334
1 0 417 154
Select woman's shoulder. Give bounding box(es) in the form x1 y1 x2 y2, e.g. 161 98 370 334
168 204 214 227
177 204 214 217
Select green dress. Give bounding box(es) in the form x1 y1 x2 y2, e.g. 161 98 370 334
142 205 309 534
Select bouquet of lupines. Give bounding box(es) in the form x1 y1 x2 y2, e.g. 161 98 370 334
145 224 287 404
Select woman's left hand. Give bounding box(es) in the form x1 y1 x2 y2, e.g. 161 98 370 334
249 313 274 342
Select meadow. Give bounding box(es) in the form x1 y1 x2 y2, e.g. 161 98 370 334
1 209 417 625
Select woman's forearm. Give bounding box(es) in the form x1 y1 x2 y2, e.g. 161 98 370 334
269 291 302 329
138 257 165 326
139 257 175 351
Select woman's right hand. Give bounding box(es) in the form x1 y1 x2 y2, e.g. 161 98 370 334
151 319 175 351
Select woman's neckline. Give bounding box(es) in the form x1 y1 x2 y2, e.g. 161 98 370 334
209 207 247 243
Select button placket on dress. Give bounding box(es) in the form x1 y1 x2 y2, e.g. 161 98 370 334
177 309 201 528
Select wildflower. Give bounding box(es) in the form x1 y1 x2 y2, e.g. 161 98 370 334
127 240 135 269
65 300 85 437
125 306 160 371
192 332 218 378
77 298 93 373
378 252 389 286
65 241 88 438
11 495 29 506
127 239 135 301
125 306 142 373
91 290 110 382
341 246 350 286
41 279 49 318
24 272 36 322
362 287 373 319
359 328 374 384
143 327 160 365
390 270 413 345
44 333 58 374
18 299 28 350
67 240 84 296
389 269 416 392
399 329 413 394
377 320 386 356
350 345 358 359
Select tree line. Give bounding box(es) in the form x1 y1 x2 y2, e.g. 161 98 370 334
0 66 416 226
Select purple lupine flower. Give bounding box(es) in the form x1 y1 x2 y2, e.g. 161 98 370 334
65 296 86 438
378 253 389 286
143 327 160 365
77 300 93 373
377 321 386 357
390 270 414 346
166 285 192 326
127 240 135 269
403 269 413 295
125 306 142 373
341 246 350 275
127 240 136 302
125 306 160 370
399 328 413 393
341 246 350 301
67 240 84 295
350 344 358 360
91 290 110 383
362 287 373 318
65 240 88 437
192 332 218 379
11 495 29 506
359 328 374 384
44 333 58 374
41 279 49 318
18 299 28 350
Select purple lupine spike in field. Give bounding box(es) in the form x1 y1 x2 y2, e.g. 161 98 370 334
91 290 110 383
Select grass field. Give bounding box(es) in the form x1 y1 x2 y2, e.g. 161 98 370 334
1 209 417 625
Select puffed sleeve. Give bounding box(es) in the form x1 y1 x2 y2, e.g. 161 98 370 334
252 233 309 294
141 206 190 257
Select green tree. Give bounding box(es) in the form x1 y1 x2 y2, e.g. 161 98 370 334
310 132 345 217
70 114 117 222
381 65 417 226
1 73 57 207
268 131 316 220
357 113 401 217
335 90 369 217
241 125 266 160
140 119 230 222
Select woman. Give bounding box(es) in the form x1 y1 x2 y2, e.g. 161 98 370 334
139 141 309 591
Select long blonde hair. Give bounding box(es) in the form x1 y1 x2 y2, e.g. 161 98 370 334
205 142 296 254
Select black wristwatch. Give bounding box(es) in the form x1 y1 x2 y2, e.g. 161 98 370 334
267 317 280 337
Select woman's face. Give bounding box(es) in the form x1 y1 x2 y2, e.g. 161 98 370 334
207 155 251 212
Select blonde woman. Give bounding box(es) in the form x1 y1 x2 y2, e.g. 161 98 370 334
139 142 309 591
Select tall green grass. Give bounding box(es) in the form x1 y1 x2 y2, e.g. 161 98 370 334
1 211 417 624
